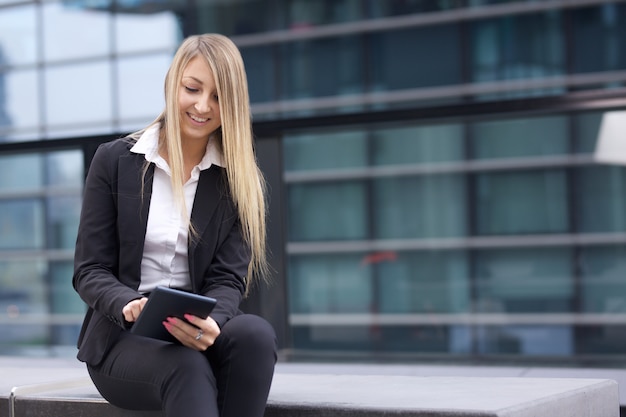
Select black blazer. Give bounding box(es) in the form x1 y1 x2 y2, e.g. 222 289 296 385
73 138 249 366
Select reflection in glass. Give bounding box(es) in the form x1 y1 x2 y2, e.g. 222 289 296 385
471 116 568 159
0 199 44 249
117 54 170 122
288 181 367 241
0 258 48 352
115 11 179 54
371 123 464 166
475 170 568 235
47 196 81 249
0 153 42 191
43 1 110 61
579 245 626 314
374 174 466 239
283 130 367 172
46 150 83 188
45 61 112 126
474 325 573 356
573 111 603 154
289 253 372 313
0 4 37 65
576 166 626 233
2 69 39 133
370 24 461 91
281 36 363 100
474 247 573 313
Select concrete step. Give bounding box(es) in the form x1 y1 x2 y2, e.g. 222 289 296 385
0 357 621 417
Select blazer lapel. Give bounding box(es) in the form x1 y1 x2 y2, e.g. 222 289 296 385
189 165 224 252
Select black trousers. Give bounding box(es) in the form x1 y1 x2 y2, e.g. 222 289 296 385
87 314 277 417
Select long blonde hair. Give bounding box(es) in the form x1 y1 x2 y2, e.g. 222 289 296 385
133 34 268 290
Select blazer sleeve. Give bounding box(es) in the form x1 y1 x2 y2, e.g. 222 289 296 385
73 141 143 328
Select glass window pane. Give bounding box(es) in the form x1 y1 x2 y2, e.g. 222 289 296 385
572 4 626 73
241 46 276 104
49 261 84 345
370 24 461 91
368 0 460 16
281 36 363 100
580 245 626 314
373 174 467 239
0 4 37 65
471 116 569 159
475 170 569 235
115 11 179 54
0 153 43 191
574 111 603 154
43 2 110 61
285 0 363 27
46 150 83 188
45 61 112 126
288 182 367 241
475 325 573 356
289 253 372 313
2 69 40 134
576 166 626 233
283 130 368 172
196 0 277 35
471 12 564 98
475 248 574 313
377 251 470 314
47 196 81 249
118 54 169 122
372 123 464 166
0 199 44 249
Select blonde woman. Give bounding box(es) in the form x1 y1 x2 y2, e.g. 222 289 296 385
73 34 276 417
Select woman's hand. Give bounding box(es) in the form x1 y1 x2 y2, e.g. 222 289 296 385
122 297 148 322
163 314 221 351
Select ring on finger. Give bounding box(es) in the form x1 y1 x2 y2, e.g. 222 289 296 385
195 329 203 341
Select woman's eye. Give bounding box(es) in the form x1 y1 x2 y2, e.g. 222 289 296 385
185 86 199 93
213 95 219 101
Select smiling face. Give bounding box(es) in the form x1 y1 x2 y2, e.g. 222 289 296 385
178 56 222 145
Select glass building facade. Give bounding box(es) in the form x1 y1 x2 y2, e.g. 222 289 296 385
2 0 626 361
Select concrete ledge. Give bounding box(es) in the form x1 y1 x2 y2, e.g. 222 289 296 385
0 358 621 417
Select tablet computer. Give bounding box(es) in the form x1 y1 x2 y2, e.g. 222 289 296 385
130 286 217 343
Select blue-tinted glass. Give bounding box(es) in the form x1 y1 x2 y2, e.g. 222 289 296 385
281 36 363 100
47 196 81 249
0 69 39 137
46 150 83 187
572 4 626 73
471 12 564 97
576 166 626 233
196 0 277 35
115 11 179 54
574 111 603 154
49 261 83 345
289 253 372 314
0 199 44 249
377 250 469 314
284 0 363 27
118 54 169 123
475 170 569 235
370 24 461 91
372 123 464 166
288 182 367 241
283 130 367 172
373 174 467 239
0 153 43 191
579 245 626 313
43 1 110 61
368 0 461 16
471 116 569 159
474 248 573 313
241 46 276 104
45 61 112 126
0 5 37 66
474 325 573 356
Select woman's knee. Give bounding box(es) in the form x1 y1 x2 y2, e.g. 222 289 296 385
220 314 277 356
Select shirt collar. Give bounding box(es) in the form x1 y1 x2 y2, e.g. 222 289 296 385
130 125 224 171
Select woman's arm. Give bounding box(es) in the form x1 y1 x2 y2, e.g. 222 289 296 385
73 141 143 327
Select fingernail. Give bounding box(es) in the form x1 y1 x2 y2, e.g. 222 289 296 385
166 317 175 323
184 314 193 321
163 321 171 330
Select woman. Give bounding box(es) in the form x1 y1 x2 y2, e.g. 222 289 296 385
72 34 277 417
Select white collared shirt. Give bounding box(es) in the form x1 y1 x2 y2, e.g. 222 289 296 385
130 125 224 294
